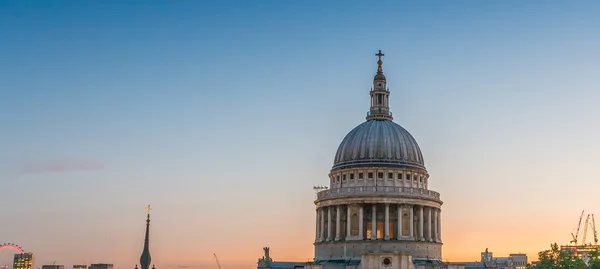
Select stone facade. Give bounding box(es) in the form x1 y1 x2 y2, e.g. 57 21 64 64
314 241 441 261
358 253 415 269
313 202 442 260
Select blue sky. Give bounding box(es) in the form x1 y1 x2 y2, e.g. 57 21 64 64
1 0 600 268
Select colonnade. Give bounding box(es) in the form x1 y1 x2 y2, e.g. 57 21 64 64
315 203 441 243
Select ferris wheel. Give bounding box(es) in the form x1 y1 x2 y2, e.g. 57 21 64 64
0 243 26 269
0 244 24 254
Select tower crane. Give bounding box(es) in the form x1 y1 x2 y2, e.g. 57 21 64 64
571 210 585 245
592 214 598 245
583 214 591 245
213 253 222 269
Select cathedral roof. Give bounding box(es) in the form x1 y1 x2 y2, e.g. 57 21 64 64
332 119 425 171
331 50 425 172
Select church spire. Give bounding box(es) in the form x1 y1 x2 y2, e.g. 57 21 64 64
366 50 393 121
140 205 152 269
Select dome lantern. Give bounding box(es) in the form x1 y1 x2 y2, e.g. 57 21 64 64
366 50 393 121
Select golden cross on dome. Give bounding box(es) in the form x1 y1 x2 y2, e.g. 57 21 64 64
145 205 152 212
376 50 385 61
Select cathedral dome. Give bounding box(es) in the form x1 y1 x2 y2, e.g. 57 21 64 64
332 119 425 171
331 50 425 172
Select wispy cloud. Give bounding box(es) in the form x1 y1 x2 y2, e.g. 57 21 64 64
19 159 105 174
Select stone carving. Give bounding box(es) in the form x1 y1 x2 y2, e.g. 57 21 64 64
264 247 271 261
257 247 273 268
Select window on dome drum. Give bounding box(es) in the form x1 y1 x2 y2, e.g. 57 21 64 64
350 174 355 180
359 173 364 179
406 175 411 181
343 175 346 181
388 173 393 179
368 173 373 179
397 173 402 179
378 172 383 178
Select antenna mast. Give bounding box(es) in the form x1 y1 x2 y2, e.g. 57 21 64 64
312 186 328 199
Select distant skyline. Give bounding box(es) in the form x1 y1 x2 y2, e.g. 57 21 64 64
2 1 600 269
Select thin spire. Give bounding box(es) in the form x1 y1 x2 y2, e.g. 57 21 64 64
140 205 152 269
366 50 393 121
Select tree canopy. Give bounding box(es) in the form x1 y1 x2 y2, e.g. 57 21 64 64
534 243 600 269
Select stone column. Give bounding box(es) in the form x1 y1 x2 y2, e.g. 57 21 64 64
346 204 351 240
315 208 319 242
371 204 377 240
384 203 390 240
358 205 364 239
327 206 332 241
409 205 414 239
427 207 432 241
319 208 325 241
433 207 438 242
419 206 424 241
397 205 403 240
335 205 341 241
438 209 442 242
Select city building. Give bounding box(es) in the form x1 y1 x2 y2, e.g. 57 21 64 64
257 51 449 269
73 265 87 269
449 249 528 269
41 265 65 269
13 253 34 269
561 245 600 265
89 264 113 269
508 254 527 269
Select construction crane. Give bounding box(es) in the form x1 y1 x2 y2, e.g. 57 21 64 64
592 214 598 245
583 214 591 245
213 253 222 269
571 210 585 245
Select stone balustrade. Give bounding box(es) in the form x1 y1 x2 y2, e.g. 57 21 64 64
316 186 441 201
